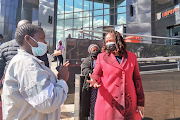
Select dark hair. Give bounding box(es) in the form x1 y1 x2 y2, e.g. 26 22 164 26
0 34 3 39
104 30 127 54
15 24 43 46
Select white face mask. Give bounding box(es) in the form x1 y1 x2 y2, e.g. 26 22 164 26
28 36 47 56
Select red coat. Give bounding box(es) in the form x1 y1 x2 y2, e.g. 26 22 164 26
92 51 145 120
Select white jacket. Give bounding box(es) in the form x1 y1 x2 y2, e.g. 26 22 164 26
2 49 68 120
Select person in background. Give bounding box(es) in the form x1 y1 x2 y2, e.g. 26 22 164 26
0 34 4 46
2 23 69 120
56 40 64 66
87 30 145 120
67 34 71 38
81 44 101 120
47 50 54 69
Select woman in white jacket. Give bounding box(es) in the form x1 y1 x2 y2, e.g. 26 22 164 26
2 23 69 120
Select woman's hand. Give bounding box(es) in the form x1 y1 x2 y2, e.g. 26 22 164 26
137 106 144 118
57 61 70 82
87 73 101 88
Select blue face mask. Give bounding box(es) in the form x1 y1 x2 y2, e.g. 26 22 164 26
28 36 47 56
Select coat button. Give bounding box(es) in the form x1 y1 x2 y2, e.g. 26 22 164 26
114 95 118 98
125 83 128 85
127 94 130 97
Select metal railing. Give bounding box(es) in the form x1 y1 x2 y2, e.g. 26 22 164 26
81 56 180 75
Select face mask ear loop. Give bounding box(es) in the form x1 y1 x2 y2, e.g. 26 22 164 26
30 36 37 43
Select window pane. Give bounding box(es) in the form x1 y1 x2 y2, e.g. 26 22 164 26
104 8 114 15
74 18 82 28
74 11 83 18
104 15 110 26
74 30 82 39
83 11 92 18
94 28 103 40
74 0 83 12
57 20 64 30
57 0 64 14
93 16 103 27
104 2 110 9
83 27 91 39
117 6 126 14
65 19 73 29
84 0 93 11
57 14 64 20
65 13 73 19
115 0 126 7
56 30 64 44
117 13 126 25
83 17 92 28
94 9 103 16
65 0 73 13
94 1 103 10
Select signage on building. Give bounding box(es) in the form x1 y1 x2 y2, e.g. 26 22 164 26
156 4 179 21
124 36 142 43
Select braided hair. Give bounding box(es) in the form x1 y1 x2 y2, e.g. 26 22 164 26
104 30 127 55
15 23 43 46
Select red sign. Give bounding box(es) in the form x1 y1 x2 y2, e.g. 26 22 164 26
124 36 142 43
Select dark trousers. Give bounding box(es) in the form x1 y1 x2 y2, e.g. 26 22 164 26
57 55 63 66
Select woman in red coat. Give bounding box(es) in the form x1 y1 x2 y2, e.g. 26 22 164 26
88 30 145 120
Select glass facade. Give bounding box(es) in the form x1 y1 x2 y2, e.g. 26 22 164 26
0 0 55 53
56 0 127 44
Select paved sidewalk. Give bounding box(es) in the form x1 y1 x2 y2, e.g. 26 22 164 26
50 61 74 120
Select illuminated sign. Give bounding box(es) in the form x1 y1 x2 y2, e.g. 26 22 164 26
156 4 179 20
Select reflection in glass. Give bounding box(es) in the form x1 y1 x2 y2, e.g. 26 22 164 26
32 8 38 25
83 17 92 28
65 13 74 19
74 11 83 18
117 6 126 14
65 19 73 29
74 0 83 12
104 15 110 26
57 0 64 14
5 6 10 23
74 18 82 28
74 30 82 39
117 13 126 25
83 11 92 17
84 0 93 11
138 4 151 14
57 20 64 30
94 1 103 10
104 8 114 15
94 9 103 16
104 3 110 9
56 30 64 43
65 0 73 13
57 14 64 20
94 28 103 40
115 0 126 6
93 16 103 27
137 13 151 23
